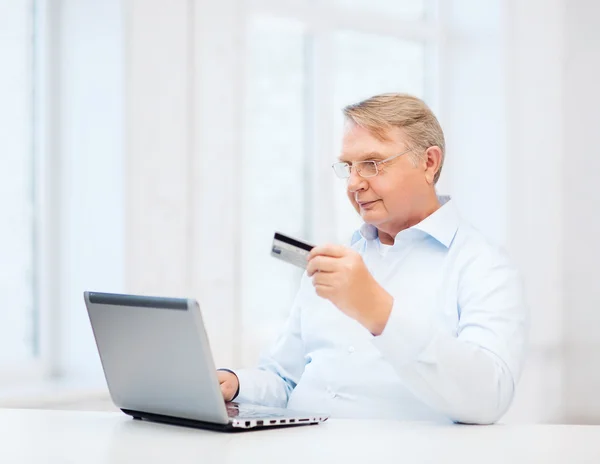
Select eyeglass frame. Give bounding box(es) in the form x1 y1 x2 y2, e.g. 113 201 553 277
331 147 416 179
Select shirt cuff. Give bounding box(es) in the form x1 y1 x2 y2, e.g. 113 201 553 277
371 297 436 366
217 368 240 401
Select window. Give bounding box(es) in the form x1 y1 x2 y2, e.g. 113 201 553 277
0 0 37 371
240 0 438 364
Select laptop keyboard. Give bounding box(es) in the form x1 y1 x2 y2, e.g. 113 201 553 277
226 403 287 419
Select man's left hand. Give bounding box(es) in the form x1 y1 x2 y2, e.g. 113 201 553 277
306 244 393 336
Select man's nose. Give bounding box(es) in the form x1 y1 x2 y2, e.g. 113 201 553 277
347 168 367 193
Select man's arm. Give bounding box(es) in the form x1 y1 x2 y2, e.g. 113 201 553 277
372 249 528 424
226 281 307 408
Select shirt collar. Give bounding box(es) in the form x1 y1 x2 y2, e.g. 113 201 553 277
351 195 459 249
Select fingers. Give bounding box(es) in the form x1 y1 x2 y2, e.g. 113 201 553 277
308 244 348 260
314 284 333 299
311 270 334 287
220 382 234 401
217 371 239 402
306 255 338 277
217 371 230 384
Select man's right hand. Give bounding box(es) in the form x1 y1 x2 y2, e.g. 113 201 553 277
217 370 239 402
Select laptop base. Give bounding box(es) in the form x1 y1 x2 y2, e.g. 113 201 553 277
121 409 319 433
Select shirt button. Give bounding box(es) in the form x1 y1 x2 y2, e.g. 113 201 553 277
348 346 355 354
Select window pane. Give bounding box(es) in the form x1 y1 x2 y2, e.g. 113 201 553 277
332 31 426 243
0 0 36 367
334 0 428 20
241 16 306 365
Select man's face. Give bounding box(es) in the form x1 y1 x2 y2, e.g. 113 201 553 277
339 123 433 234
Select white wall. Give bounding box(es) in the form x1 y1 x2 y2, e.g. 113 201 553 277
125 0 242 368
502 0 566 423
562 0 600 424
125 0 192 298
502 0 600 424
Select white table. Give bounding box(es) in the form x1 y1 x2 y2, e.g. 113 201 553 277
1 408 599 463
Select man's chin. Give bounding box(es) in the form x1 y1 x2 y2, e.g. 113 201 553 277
360 211 385 224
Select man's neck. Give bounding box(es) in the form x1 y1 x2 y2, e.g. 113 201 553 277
378 194 441 245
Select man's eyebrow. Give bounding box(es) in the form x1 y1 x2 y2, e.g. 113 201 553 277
338 152 385 162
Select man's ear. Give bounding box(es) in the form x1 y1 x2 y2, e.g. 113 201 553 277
423 146 442 185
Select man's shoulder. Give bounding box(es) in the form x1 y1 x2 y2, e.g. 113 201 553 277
452 220 516 276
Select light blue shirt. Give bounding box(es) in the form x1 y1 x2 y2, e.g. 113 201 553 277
234 197 528 424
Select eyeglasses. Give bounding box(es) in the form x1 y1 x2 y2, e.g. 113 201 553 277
331 148 414 179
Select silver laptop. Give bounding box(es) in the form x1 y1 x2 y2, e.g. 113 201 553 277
84 291 328 432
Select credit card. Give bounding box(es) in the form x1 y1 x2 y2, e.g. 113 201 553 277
271 232 315 269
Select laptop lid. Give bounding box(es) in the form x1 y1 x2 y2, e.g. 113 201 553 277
84 291 229 425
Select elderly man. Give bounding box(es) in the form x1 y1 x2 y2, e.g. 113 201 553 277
218 93 528 424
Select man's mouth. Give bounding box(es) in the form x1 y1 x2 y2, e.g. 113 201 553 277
357 200 379 209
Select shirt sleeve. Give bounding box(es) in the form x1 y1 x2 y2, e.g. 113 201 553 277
371 247 529 424
229 279 308 408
